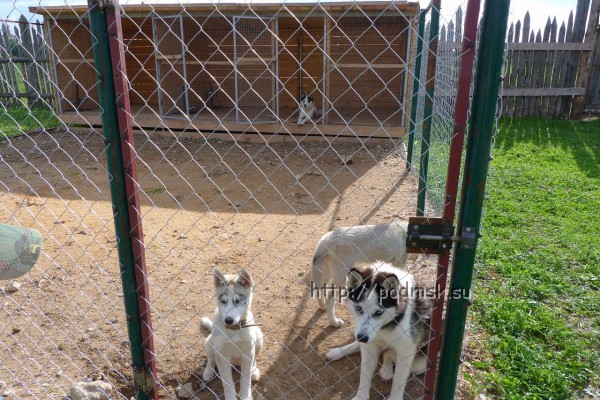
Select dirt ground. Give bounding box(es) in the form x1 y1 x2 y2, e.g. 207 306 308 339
0 128 441 399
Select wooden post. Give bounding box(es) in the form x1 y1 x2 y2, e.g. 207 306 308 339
561 0 591 117
546 17 559 117
538 18 552 116
521 12 531 117
504 22 514 116
514 19 525 116
19 16 40 107
0 24 10 106
555 14 573 118
528 30 541 116
586 20 600 110
573 0 600 116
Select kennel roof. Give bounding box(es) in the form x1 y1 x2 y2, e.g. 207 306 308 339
30 1 420 17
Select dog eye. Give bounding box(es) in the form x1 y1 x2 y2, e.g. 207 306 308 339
234 298 241 305
220 299 227 305
374 309 384 317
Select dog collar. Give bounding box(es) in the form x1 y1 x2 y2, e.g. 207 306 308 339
224 319 263 330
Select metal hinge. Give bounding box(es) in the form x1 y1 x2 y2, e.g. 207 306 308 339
460 226 477 249
133 366 155 394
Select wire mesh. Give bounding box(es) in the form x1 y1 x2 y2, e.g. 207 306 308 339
409 2 471 217
1 0 473 399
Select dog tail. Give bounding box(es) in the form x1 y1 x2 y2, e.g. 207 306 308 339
201 316 213 331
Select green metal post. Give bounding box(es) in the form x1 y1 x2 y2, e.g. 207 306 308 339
406 7 428 171
416 0 440 216
88 2 154 399
435 0 510 398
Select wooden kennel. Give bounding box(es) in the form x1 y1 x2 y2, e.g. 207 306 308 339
32 1 419 138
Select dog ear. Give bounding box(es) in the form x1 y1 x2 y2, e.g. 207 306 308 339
347 268 363 289
237 269 253 288
213 269 227 288
380 274 400 291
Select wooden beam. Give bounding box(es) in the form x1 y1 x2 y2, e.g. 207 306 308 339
502 87 586 96
30 2 420 17
507 42 594 51
58 111 406 138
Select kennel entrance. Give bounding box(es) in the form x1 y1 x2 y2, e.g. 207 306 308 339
153 15 188 118
234 16 279 123
152 15 279 123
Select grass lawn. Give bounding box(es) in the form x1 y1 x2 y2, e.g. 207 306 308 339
467 118 600 398
0 106 60 138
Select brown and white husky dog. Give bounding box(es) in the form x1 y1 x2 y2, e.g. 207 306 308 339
327 261 431 400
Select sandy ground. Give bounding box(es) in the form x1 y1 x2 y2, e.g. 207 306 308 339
0 128 443 399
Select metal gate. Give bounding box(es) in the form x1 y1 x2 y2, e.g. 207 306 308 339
153 15 188 118
233 16 279 123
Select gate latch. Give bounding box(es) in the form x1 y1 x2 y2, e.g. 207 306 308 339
406 216 457 254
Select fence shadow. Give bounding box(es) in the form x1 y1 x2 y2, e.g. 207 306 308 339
495 117 599 179
0 127 411 216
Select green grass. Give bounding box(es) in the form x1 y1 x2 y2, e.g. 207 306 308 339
469 118 600 398
0 106 60 138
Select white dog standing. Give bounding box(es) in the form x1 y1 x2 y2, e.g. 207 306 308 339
201 269 263 400
311 221 409 328
297 93 319 125
332 261 431 400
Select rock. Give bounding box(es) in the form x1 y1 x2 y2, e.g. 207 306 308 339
340 155 353 165
69 381 112 400
6 282 21 294
11 327 21 335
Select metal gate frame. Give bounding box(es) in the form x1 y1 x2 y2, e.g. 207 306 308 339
233 15 279 123
152 15 189 119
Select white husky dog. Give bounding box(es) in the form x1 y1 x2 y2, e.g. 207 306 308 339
311 221 409 327
331 261 431 400
297 93 319 125
201 269 264 400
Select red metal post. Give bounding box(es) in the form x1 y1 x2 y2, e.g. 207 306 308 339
423 0 481 398
105 1 158 397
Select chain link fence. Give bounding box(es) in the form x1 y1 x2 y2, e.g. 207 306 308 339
1 0 477 399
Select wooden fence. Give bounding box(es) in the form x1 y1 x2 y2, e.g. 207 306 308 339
501 0 600 118
0 16 54 108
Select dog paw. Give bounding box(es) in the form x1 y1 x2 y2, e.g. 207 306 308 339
325 348 344 362
330 317 344 328
379 364 394 381
251 367 261 382
202 366 215 381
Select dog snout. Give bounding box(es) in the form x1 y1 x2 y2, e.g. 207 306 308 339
356 333 369 343
224 316 234 325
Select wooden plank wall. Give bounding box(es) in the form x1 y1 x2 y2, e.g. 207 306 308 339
500 0 599 118
0 16 54 108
